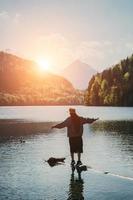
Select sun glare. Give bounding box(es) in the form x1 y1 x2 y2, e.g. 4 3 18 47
37 59 50 71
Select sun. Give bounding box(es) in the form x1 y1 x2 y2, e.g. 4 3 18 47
36 59 50 71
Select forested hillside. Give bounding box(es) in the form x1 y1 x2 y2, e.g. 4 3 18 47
85 54 133 106
0 52 84 105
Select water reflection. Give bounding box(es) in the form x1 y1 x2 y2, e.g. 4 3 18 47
67 166 84 200
0 118 133 199
0 119 56 142
90 120 133 155
91 120 133 135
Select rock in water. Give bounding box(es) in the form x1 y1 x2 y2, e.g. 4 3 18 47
104 171 109 174
47 157 65 167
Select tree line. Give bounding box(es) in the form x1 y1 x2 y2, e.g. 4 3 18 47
85 54 133 106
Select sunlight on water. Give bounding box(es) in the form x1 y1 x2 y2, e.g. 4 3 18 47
0 106 133 121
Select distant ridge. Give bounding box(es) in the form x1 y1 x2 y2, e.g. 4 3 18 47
61 60 97 89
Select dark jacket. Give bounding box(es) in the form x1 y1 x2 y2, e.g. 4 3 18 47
54 117 94 138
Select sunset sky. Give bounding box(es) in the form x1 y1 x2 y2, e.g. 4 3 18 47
1 0 133 71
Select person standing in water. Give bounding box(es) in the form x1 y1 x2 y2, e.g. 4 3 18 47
52 108 98 165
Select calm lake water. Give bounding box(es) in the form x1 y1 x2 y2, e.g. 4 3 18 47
0 106 133 200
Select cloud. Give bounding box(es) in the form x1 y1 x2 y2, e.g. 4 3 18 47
13 13 21 24
76 41 105 60
30 33 115 69
0 10 21 24
125 42 133 51
70 40 113 68
0 11 9 19
19 33 133 72
34 33 73 66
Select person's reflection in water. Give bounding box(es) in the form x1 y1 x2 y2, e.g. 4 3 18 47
67 166 84 200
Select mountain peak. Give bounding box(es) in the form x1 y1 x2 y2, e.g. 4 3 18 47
69 59 90 67
72 59 83 64
61 60 97 89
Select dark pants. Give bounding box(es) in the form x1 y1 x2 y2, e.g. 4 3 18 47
69 137 83 153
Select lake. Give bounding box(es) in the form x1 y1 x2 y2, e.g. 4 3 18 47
0 106 133 200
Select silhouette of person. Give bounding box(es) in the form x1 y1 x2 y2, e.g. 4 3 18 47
67 165 84 200
52 108 98 165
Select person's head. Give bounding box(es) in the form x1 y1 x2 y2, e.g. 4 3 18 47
69 108 76 117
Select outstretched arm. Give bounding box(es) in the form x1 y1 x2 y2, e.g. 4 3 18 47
81 117 99 124
51 119 68 129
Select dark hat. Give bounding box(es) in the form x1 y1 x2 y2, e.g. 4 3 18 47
69 108 76 114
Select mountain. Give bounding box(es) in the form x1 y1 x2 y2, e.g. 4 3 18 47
61 60 97 89
0 52 84 105
85 54 133 106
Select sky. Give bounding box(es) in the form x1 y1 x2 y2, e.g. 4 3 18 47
0 0 133 71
